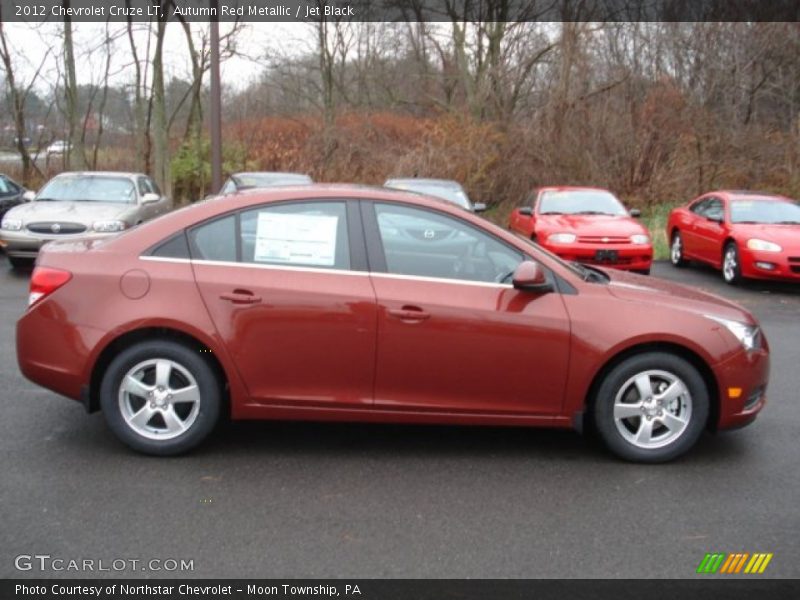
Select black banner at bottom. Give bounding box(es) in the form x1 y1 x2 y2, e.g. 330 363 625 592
3 579 800 600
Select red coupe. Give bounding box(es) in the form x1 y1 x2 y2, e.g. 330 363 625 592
508 186 653 274
667 191 800 284
16 185 768 462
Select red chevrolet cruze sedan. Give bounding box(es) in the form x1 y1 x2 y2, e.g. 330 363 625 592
667 190 800 284
17 186 768 462
508 186 653 274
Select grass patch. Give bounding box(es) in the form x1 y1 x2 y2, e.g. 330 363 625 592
641 204 678 260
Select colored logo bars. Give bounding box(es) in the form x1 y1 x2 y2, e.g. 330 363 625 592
696 553 773 574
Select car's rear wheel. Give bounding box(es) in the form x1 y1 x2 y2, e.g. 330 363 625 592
592 352 709 463
100 340 221 456
722 242 743 285
670 231 687 267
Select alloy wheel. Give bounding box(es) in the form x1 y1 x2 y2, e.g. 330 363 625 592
612 369 692 450
118 358 201 440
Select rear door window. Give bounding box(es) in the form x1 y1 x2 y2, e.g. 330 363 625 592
239 201 350 270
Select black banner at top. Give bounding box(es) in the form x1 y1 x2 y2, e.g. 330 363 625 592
0 0 798 23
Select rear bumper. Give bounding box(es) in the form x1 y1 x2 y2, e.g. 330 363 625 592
543 242 653 271
16 301 105 403
712 345 770 430
740 249 800 281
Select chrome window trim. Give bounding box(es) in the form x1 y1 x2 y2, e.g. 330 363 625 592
139 255 513 288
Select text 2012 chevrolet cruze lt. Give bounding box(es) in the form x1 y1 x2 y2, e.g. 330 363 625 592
16 185 769 462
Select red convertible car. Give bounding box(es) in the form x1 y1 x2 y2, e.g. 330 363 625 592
667 191 800 284
17 185 768 462
508 186 653 274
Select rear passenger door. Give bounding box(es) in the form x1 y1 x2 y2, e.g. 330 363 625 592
189 200 378 408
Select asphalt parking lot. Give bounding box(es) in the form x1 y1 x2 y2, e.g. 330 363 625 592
1 259 798 579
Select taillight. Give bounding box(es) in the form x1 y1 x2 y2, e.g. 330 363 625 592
29 267 72 307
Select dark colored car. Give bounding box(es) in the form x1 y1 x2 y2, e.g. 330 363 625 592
219 172 313 194
0 174 28 222
384 178 486 213
17 185 768 462
509 186 653 274
667 190 800 284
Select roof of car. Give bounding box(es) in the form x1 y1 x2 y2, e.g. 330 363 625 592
385 178 462 188
53 171 146 179
537 185 613 193
720 190 792 201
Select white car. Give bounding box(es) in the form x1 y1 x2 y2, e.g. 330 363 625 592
46 140 70 155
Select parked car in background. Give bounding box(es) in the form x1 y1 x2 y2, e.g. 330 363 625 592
17 185 768 462
0 171 172 269
45 140 70 156
0 174 29 223
508 186 653 274
667 190 800 284
384 178 486 213
219 172 313 194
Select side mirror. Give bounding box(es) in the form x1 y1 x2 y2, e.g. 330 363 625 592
518 206 533 216
512 261 553 293
22 190 36 202
473 203 487 213
141 192 160 204
630 208 641 218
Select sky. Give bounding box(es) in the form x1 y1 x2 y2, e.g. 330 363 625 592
1 21 315 93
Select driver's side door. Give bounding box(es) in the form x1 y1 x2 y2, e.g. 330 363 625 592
364 201 571 415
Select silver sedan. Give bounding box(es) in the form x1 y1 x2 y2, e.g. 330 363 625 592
0 171 172 268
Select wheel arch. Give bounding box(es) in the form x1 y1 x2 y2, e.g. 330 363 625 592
87 327 230 414
583 341 719 433
669 225 680 240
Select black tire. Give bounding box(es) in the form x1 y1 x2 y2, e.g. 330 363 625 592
8 255 32 269
100 340 221 456
722 242 743 286
669 231 687 267
634 268 651 276
592 352 709 463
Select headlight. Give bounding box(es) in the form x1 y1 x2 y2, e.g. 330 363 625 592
1 218 23 231
706 315 760 351
746 238 781 252
92 220 127 233
548 233 577 244
630 234 650 245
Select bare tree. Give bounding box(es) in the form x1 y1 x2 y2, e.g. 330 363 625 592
0 12 48 184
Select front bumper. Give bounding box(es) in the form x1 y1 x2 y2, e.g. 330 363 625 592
543 242 653 271
712 345 770 430
740 248 800 281
0 229 115 258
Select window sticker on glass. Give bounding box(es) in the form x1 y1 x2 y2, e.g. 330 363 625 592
254 212 338 266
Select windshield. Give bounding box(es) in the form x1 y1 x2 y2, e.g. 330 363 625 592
37 176 136 204
387 181 471 209
538 190 627 216
730 198 800 224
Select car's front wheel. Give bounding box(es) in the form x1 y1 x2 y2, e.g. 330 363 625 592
100 340 221 455
670 231 687 267
722 242 743 285
592 352 709 463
